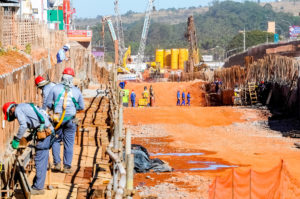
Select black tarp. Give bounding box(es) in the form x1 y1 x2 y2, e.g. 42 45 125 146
131 144 173 173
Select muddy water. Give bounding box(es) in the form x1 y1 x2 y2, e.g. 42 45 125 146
133 137 237 189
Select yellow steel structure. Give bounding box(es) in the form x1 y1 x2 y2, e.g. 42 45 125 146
179 48 188 69
122 46 131 67
171 48 179 70
164 49 171 69
155 49 164 69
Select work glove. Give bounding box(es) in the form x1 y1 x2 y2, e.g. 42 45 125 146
11 136 20 149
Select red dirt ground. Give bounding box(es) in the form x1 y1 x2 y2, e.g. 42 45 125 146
124 82 300 198
0 51 30 75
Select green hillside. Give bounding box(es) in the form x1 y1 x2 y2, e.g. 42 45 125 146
91 1 300 61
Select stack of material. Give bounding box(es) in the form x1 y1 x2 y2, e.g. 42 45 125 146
215 55 300 89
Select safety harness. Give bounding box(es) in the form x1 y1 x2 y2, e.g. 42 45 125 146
53 87 79 130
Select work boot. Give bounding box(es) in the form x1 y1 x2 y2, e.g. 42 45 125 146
31 188 45 195
63 165 72 174
52 163 61 172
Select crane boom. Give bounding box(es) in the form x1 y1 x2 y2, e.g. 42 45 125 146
136 0 155 70
102 16 119 65
114 0 126 63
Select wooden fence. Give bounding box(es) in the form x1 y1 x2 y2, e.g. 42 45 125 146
0 46 109 161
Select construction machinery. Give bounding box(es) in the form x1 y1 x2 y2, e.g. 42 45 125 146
185 16 205 72
102 16 130 73
114 0 126 63
136 0 155 71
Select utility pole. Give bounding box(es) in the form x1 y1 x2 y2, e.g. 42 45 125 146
243 27 246 51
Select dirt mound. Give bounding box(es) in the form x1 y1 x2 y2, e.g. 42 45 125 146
126 81 207 107
0 51 30 75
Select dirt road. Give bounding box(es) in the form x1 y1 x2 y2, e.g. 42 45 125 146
124 82 300 198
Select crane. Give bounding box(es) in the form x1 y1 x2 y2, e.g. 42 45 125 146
102 16 119 65
136 0 155 71
102 16 131 73
114 0 126 63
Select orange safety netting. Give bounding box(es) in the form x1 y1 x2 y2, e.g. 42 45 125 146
209 160 300 199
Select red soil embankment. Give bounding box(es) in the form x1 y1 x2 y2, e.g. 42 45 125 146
0 51 30 74
126 81 206 107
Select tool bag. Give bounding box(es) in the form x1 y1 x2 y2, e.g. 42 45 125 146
29 103 52 140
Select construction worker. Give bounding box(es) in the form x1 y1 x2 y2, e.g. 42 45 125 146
2 102 55 195
119 81 127 89
130 90 136 107
35 76 56 110
149 85 155 107
181 90 186 106
56 44 70 64
122 89 129 107
142 86 150 106
177 90 180 106
46 67 84 173
187 92 191 106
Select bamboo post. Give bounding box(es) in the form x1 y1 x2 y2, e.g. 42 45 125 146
119 90 123 161
126 154 134 199
125 129 131 163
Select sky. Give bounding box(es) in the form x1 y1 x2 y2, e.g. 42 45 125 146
73 0 275 18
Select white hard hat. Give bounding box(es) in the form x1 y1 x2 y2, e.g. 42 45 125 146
63 44 70 50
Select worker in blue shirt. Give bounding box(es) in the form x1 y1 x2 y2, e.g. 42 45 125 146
46 67 84 173
56 44 70 64
177 90 180 106
187 92 191 106
130 89 136 107
181 90 186 106
2 102 55 195
35 76 56 110
119 81 127 89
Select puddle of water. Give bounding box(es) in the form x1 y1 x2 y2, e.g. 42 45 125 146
190 164 237 171
150 152 204 157
188 160 237 171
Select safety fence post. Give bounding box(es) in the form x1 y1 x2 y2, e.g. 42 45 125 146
214 177 217 199
232 168 234 199
250 169 252 199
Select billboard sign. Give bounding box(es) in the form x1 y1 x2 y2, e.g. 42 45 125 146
274 33 279 44
289 26 300 39
67 30 93 38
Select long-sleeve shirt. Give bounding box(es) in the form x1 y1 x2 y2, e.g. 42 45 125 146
187 93 191 100
56 49 66 64
130 92 136 101
14 103 53 139
177 92 180 99
42 82 56 110
182 92 185 100
46 84 84 117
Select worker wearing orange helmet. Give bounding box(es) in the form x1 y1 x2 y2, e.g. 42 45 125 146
2 102 55 195
45 67 84 173
35 76 56 110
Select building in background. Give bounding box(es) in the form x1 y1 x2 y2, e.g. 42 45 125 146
268 21 276 34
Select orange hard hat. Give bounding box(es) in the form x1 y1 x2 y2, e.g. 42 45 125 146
2 102 16 120
35 76 48 87
62 67 75 77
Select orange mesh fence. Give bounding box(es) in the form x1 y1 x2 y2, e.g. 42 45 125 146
209 160 300 199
